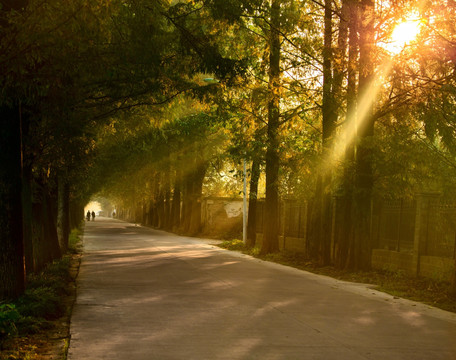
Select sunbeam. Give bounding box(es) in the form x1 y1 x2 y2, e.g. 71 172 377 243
328 61 394 170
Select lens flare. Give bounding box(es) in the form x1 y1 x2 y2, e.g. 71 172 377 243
385 18 422 54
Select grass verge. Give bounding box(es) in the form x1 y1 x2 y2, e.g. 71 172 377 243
0 228 82 360
219 239 456 313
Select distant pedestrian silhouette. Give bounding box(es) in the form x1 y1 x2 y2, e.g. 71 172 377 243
86 210 91 221
91 211 96 221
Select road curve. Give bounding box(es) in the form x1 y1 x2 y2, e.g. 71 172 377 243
68 217 456 360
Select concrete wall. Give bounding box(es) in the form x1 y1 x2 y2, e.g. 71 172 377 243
372 250 454 282
371 193 456 282
282 236 306 253
419 256 454 282
255 234 306 253
203 195 454 282
201 198 243 237
371 249 416 276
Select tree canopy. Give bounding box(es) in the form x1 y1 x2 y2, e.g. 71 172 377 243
2 0 456 298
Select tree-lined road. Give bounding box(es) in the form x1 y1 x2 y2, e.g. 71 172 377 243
68 218 456 359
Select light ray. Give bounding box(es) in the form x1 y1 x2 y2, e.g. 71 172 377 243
327 60 394 170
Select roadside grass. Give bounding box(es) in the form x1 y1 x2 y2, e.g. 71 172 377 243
68 228 83 254
219 239 456 313
0 228 82 360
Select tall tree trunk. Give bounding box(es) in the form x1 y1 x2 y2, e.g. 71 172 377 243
181 175 193 233
0 105 25 299
22 166 34 277
0 1 30 299
45 191 62 262
350 0 375 270
340 0 359 270
157 188 165 229
451 254 456 297
188 162 208 235
57 174 70 253
328 0 356 268
163 168 171 231
318 0 338 265
152 173 160 228
261 0 281 254
69 199 84 230
32 195 48 273
32 183 61 273
142 200 147 225
246 159 260 248
147 199 153 226
171 169 181 231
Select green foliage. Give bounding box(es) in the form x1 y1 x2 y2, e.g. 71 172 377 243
68 228 82 254
15 288 62 320
0 255 74 347
219 239 246 251
26 258 71 295
0 304 20 343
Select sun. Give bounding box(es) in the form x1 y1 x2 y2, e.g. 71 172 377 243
385 17 422 54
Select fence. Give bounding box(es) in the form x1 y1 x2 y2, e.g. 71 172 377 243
254 199 308 253
376 199 416 253
123 193 455 281
253 194 455 281
370 194 456 281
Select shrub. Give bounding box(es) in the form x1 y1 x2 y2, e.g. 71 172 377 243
68 228 82 254
15 287 63 320
0 304 20 347
220 239 246 251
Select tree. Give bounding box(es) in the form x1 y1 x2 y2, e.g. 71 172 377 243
0 0 212 298
309 0 338 264
0 105 25 299
261 0 282 254
0 0 29 299
198 0 323 253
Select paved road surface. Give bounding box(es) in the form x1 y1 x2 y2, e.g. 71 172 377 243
68 217 456 359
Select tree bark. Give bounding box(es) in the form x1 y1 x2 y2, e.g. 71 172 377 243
340 0 358 270
188 162 207 235
152 173 160 228
246 159 260 248
318 0 337 265
22 166 34 276
147 199 154 226
32 195 47 273
45 191 62 262
261 0 281 255
451 254 456 297
32 182 61 273
350 0 375 270
181 175 193 233
328 0 357 268
69 199 84 230
171 169 181 231
57 174 70 253
163 168 171 230
157 188 165 229
0 105 25 299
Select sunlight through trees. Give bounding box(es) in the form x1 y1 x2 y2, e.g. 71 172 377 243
1 0 456 298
